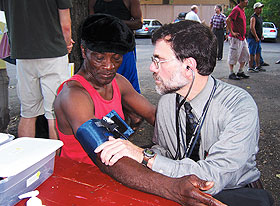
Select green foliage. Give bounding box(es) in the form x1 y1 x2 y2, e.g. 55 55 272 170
261 0 280 29
245 0 256 35
224 7 233 17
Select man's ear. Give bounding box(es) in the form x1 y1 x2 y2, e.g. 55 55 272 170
81 46 86 59
183 57 197 71
181 57 197 78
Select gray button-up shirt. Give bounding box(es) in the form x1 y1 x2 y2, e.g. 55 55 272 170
152 76 260 195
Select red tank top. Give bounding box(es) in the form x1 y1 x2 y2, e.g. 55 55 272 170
56 74 124 165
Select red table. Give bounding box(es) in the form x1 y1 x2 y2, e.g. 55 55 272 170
16 156 179 205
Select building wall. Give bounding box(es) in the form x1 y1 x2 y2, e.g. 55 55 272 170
140 1 229 26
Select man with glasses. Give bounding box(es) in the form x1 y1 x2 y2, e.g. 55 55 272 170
96 20 273 205
54 14 224 206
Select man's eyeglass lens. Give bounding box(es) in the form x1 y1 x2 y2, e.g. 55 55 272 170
151 56 174 69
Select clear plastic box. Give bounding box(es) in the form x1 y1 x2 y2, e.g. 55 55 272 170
0 137 63 206
0 133 15 146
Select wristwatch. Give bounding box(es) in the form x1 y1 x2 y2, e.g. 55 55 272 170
142 148 155 167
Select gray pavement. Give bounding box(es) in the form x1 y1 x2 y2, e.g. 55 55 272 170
5 39 280 205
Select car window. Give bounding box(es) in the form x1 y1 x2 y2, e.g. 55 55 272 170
155 21 162 26
263 23 274 28
143 21 150 26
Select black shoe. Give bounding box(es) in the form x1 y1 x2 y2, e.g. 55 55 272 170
217 58 222 61
276 60 280 64
261 62 270 66
237 72 250 79
255 66 266 72
229 73 240 80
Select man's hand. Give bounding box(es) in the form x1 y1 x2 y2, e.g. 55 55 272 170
94 136 143 166
67 39 75 53
224 34 229 42
170 175 226 206
230 31 240 38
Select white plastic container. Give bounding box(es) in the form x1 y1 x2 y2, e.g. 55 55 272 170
0 133 15 146
0 137 63 206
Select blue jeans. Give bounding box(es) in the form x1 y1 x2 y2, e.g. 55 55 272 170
248 38 263 67
248 38 261 55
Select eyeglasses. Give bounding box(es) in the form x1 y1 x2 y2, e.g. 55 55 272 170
151 56 176 69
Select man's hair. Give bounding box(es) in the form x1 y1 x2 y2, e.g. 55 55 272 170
237 0 245 4
151 20 217 76
216 4 222 12
191 5 198 11
80 14 135 55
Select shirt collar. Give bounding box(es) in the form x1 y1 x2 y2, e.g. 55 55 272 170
189 76 215 118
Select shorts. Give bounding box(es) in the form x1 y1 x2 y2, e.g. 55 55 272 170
247 38 261 55
117 48 141 93
228 37 249 65
16 55 69 119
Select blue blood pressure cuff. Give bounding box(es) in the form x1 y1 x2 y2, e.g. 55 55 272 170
76 110 134 160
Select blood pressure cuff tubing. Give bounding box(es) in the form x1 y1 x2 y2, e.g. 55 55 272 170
76 119 112 161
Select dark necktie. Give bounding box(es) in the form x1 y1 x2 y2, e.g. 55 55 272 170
184 102 200 161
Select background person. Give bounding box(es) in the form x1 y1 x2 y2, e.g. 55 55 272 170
54 14 224 206
0 0 73 139
247 2 266 72
210 5 227 61
226 0 250 80
185 5 202 23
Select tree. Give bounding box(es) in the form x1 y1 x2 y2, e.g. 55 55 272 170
261 0 280 30
69 0 88 73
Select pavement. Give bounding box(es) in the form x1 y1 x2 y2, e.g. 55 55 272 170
5 40 280 205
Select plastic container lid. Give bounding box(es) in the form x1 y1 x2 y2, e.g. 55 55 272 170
0 137 63 177
0 133 14 145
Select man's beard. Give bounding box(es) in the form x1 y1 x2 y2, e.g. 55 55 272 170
154 69 190 95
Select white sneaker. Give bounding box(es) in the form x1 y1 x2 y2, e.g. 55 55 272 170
247 67 259 73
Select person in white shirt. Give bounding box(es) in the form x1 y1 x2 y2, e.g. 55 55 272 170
185 5 201 23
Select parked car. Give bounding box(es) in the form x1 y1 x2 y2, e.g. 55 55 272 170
263 22 278 42
173 12 188 23
135 19 162 38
